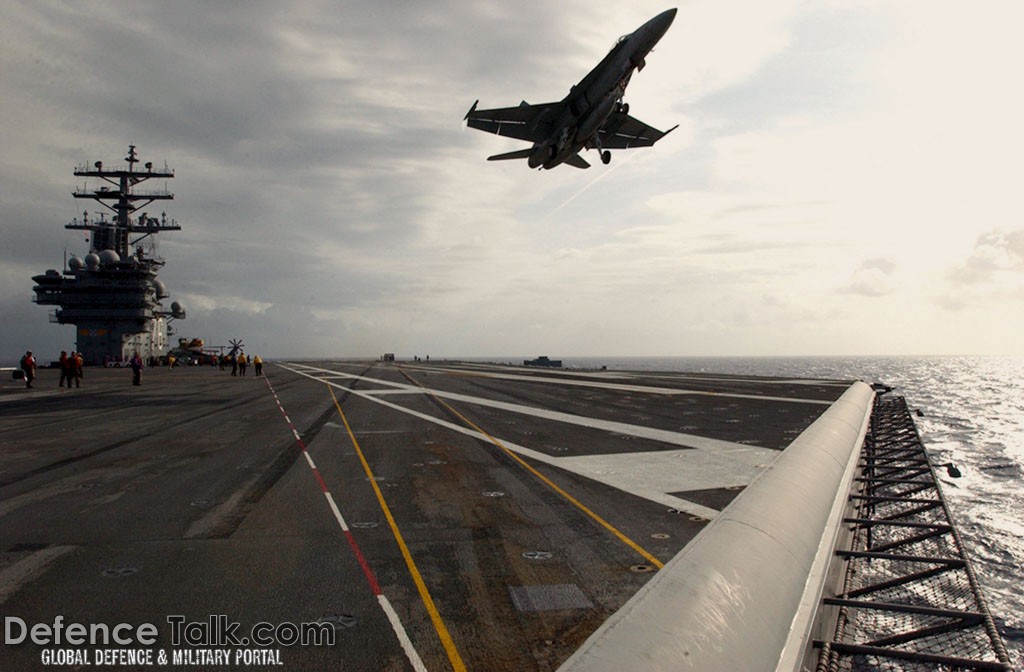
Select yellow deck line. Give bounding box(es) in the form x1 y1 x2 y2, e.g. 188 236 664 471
329 386 467 672
400 370 664 570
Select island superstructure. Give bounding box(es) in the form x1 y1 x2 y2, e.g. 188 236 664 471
31 145 186 365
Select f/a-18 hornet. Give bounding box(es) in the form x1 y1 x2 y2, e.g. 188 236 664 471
464 8 678 170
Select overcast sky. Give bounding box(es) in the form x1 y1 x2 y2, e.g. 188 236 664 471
3 0 1023 361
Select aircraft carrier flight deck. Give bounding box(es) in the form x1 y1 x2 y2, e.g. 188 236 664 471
0 361 1010 671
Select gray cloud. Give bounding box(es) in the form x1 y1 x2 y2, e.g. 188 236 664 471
948 229 1024 285
841 258 897 297
3 0 610 360
5 1 1022 360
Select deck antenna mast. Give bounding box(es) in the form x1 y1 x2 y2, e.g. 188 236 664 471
31 145 187 365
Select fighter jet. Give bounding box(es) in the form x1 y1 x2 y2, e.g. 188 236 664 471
464 8 678 170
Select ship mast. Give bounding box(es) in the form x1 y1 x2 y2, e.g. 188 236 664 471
67 144 180 257
32 144 186 366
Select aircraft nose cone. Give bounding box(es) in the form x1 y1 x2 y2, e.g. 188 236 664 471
636 8 676 48
655 8 677 33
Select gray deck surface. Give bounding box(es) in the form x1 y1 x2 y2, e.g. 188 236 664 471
0 361 850 671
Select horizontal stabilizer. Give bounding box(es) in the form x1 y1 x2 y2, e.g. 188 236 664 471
564 153 591 169
487 149 534 162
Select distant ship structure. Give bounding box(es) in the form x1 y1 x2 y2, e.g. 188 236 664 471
524 356 562 368
32 145 186 365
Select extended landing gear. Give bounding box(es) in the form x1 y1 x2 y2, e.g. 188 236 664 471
601 150 611 165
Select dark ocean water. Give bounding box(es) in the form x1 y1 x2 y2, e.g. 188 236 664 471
549 355 1023 667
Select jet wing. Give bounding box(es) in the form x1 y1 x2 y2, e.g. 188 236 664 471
597 112 678 149
464 100 559 143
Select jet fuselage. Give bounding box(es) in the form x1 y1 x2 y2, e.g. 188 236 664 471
530 8 676 169
465 9 678 169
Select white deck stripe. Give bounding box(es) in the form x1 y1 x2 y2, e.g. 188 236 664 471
398 363 842 400
323 492 349 532
291 362 832 406
379 595 429 672
287 363 782 451
266 377 424 667
278 363 746 518
0 545 77 605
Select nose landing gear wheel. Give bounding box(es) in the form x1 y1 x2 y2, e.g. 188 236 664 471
601 150 611 165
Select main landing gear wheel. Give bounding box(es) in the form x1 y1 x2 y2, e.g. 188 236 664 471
601 150 611 165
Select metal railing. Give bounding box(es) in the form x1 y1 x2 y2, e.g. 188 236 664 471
814 393 1011 671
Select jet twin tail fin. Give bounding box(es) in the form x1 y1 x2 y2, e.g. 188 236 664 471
564 153 591 169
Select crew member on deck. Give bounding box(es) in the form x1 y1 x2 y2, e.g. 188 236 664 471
20 350 36 388
59 351 69 387
130 351 144 386
70 351 82 388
